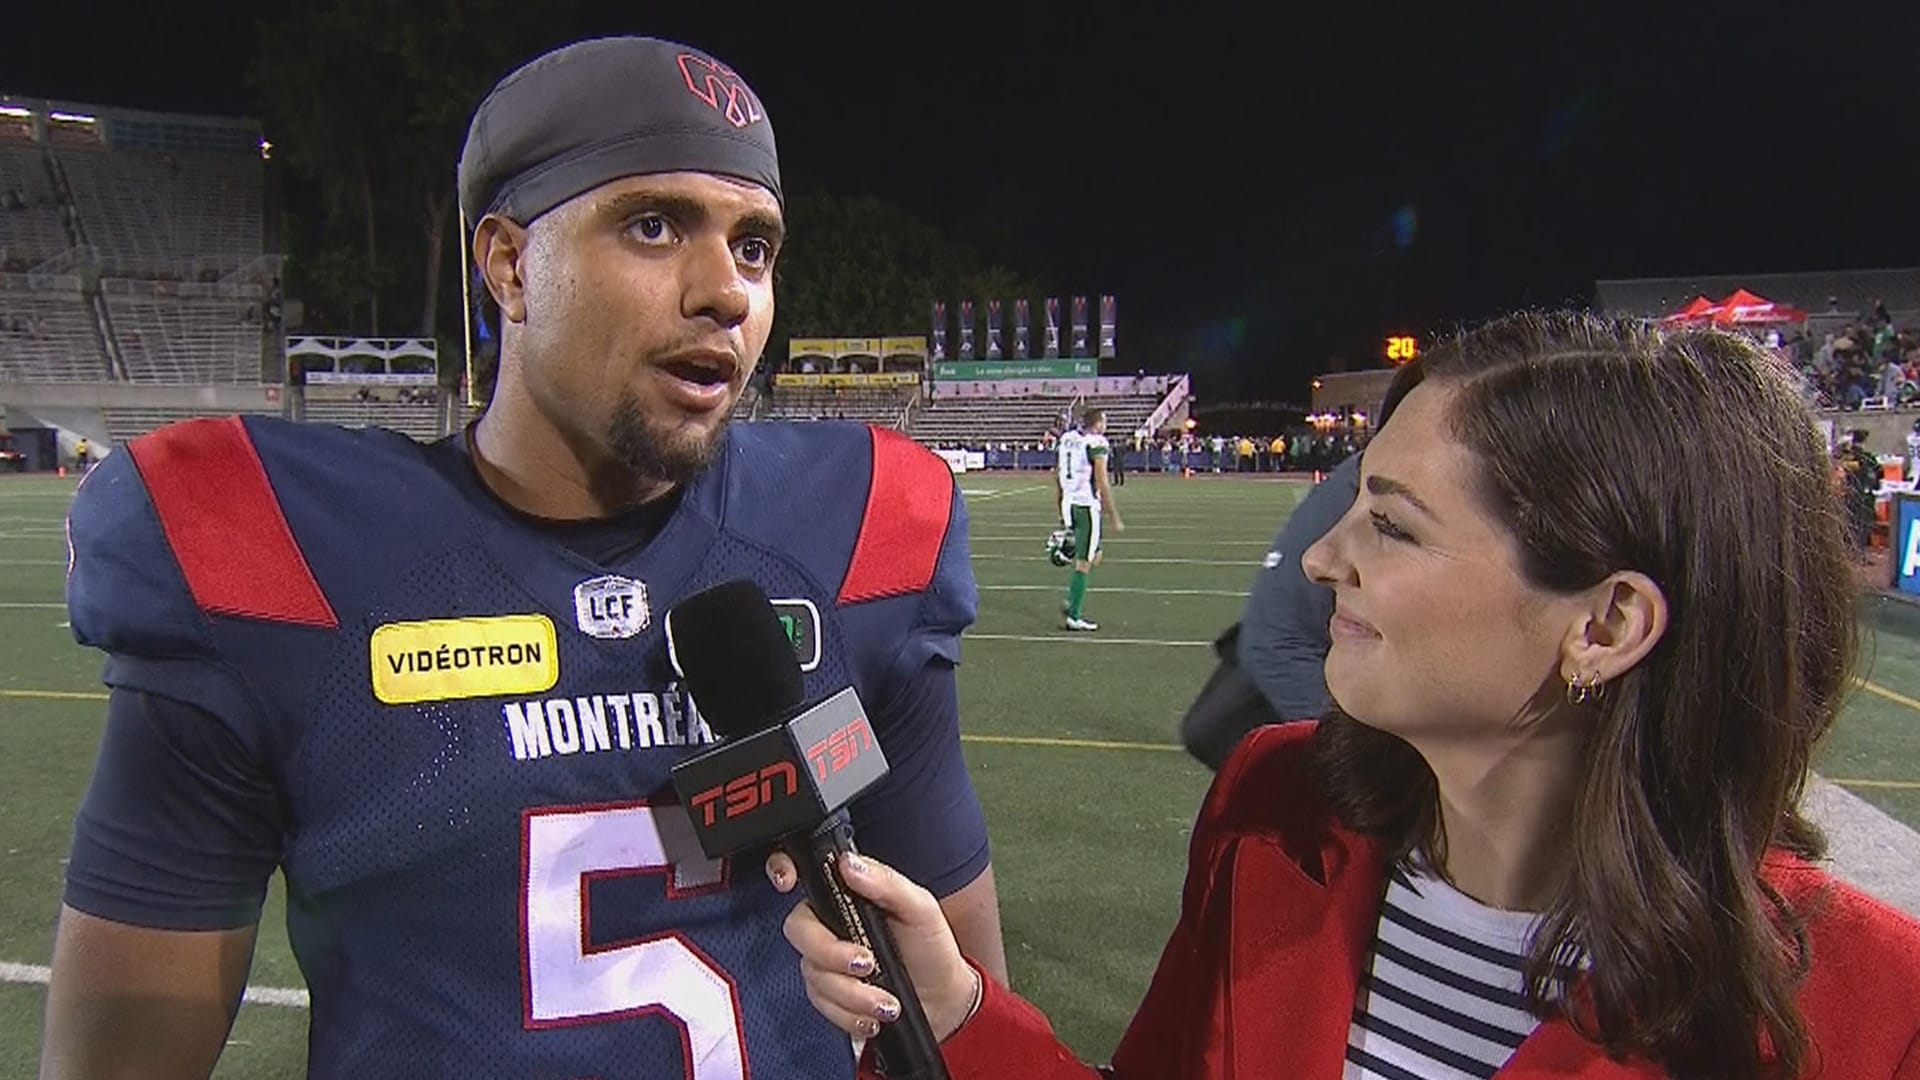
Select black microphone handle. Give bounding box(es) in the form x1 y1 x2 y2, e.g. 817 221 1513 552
783 815 952 1080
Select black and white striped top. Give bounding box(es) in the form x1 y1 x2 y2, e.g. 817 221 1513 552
1343 863 1547 1080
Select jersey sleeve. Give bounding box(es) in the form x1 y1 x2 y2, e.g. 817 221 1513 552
834 427 980 690
64 689 285 930
62 427 296 929
1086 435 1109 458
858 481 988 895
832 429 988 896
892 480 976 683
66 447 263 725
846 660 990 898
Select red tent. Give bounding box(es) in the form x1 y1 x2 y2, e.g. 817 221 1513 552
1715 288 1808 326
1661 289 1808 327
1660 295 1720 325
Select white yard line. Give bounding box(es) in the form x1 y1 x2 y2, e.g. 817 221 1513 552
1800 777 1920 917
0 961 311 1008
968 633 1212 647
971 554 1259 566
971 535 1269 545
961 485 1052 502
978 584 1247 598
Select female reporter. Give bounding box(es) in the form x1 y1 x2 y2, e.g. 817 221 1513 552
773 312 1920 1079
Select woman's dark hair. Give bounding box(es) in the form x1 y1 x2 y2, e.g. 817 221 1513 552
1313 311 1856 1078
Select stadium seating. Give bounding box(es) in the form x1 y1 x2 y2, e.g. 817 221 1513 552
100 403 279 445
108 297 261 383
1077 392 1159 439
910 395 1072 446
57 146 262 279
0 144 70 272
910 390 1162 447
758 385 911 426
0 284 107 382
302 396 442 442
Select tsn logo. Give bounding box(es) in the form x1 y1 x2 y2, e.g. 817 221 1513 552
690 762 798 826
805 717 873 782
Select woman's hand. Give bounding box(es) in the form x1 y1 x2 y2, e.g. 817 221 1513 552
769 850 983 1043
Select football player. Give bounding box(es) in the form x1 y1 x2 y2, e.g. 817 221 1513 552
1053 408 1123 630
42 37 1005 1079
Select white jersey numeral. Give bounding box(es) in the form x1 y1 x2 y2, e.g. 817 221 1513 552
520 801 744 1079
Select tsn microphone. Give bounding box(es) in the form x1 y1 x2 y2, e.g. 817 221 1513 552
665 579 951 1080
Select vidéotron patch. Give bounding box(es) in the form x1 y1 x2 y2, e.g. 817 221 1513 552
371 614 560 705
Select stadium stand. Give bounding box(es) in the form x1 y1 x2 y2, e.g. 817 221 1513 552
910 388 1163 447
56 145 261 280
1077 391 1158 439
911 394 1073 446
302 391 441 442
758 384 912 427
0 278 107 382
108 296 261 383
100 401 279 445
0 144 70 271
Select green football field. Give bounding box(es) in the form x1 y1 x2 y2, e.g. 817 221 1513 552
2 469 1917 1076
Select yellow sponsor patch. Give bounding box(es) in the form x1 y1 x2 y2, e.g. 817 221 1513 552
370 615 559 705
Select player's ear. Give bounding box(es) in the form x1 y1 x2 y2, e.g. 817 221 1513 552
473 214 530 325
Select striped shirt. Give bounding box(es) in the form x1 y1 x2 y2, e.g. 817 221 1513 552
1343 863 1546 1080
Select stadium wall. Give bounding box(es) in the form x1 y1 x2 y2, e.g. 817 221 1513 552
0 381 282 411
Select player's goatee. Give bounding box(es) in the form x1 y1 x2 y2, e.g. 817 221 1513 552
606 396 727 485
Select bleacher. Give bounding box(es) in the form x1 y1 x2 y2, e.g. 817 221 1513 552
1077 392 1158 439
0 143 69 271
909 390 1163 448
57 146 261 279
101 403 278 445
0 282 106 382
109 297 261 383
302 394 442 441
759 385 912 427
911 395 1072 446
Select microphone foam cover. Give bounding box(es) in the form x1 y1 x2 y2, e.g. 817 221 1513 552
668 579 806 739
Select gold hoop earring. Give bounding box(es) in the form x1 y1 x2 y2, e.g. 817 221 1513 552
1567 673 1603 707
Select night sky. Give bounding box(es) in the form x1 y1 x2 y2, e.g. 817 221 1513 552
3 1 1915 398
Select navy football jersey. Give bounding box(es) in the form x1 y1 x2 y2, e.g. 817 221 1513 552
63 415 988 1079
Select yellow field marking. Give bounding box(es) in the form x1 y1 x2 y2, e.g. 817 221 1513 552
1855 677 1920 713
4 690 1917 787
0 688 106 701
961 733 1183 753
1827 777 1920 791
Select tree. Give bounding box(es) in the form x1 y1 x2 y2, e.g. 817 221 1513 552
252 0 579 346
769 188 1048 366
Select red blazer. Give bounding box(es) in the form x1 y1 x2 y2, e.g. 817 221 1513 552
925 723 1920 1079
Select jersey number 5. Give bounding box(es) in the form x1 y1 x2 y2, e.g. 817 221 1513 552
521 801 746 1079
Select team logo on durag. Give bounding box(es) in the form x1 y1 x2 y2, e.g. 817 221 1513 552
677 53 764 129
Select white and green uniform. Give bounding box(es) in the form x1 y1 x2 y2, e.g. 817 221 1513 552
1057 429 1108 558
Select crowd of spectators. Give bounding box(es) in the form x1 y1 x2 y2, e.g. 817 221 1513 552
1787 299 1919 409
931 424 1372 474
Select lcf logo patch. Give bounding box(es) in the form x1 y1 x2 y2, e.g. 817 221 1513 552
573 575 650 639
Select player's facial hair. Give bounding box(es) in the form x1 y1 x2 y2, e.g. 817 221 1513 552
605 394 726 486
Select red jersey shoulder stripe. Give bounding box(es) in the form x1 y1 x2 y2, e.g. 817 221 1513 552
127 416 339 629
837 426 954 606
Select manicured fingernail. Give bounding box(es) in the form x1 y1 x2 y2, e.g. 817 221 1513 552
848 952 875 976
842 853 870 875
859 1017 879 1036
875 999 900 1022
